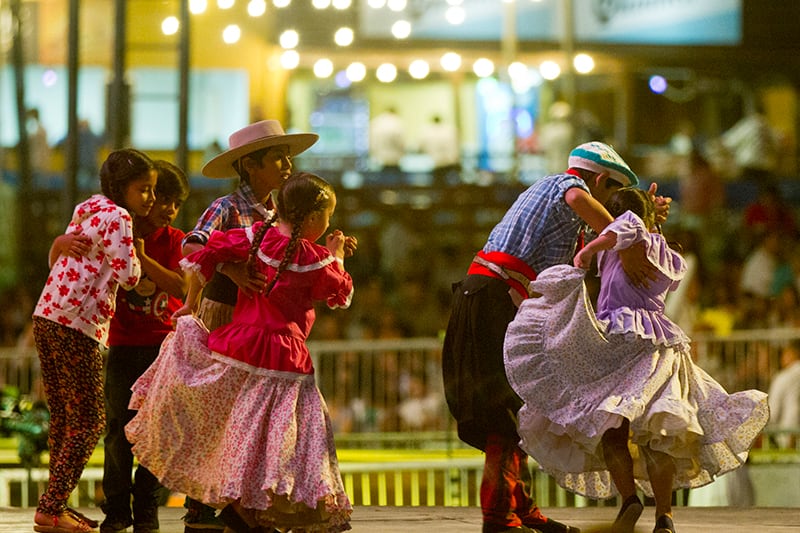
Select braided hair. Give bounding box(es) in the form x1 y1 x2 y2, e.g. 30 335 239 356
248 172 335 296
245 211 278 279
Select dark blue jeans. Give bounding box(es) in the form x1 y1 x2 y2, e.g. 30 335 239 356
102 344 162 524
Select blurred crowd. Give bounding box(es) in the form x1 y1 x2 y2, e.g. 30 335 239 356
1 130 799 438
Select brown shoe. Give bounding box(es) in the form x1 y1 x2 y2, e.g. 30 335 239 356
531 518 580 533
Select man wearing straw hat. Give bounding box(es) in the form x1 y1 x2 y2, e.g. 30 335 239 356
179 119 318 533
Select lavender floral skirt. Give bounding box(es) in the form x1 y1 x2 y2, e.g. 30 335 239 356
504 265 769 499
126 315 352 532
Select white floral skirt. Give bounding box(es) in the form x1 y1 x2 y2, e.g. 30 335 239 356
503 265 769 499
126 315 352 532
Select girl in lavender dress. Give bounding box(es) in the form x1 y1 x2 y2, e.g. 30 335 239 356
504 188 768 533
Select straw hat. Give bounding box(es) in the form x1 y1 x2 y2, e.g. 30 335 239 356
568 141 638 187
202 120 319 178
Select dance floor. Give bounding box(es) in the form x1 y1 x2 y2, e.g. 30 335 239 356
2 505 798 532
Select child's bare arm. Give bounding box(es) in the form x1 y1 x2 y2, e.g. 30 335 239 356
574 232 617 269
171 270 203 322
564 187 613 234
566 186 658 286
134 238 187 299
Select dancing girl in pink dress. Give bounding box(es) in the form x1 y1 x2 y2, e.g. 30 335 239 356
127 172 357 533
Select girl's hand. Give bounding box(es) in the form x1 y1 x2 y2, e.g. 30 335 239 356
343 235 358 257
649 182 672 226
65 232 92 259
170 303 194 324
574 249 592 270
326 230 346 258
219 262 267 297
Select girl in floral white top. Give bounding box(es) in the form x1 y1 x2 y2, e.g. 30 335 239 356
32 148 157 533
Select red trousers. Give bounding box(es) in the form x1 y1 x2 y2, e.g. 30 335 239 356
481 433 548 528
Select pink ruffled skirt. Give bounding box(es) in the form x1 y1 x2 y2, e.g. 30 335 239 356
126 316 352 532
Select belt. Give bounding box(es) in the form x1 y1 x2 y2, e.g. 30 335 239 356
471 255 537 298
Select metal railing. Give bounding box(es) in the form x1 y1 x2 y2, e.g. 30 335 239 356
0 328 798 508
4 328 796 416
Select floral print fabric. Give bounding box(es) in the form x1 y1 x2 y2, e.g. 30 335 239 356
504 265 769 499
127 316 351 532
33 194 141 346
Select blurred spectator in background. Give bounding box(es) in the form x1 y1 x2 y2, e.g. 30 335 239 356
742 183 798 242
378 210 423 286
76 120 105 188
369 107 406 179
677 149 726 227
419 114 461 186
768 283 800 329
767 340 800 449
573 108 605 145
537 101 574 175
669 119 697 157
55 119 106 189
739 231 781 302
0 287 35 346
398 375 445 431
25 108 51 173
718 101 780 183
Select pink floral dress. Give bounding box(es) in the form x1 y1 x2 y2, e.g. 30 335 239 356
126 223 353 532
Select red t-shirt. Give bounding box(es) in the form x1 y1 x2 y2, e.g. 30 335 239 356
108 225 185 346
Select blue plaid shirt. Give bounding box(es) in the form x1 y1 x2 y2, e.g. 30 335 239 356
182 181 272 247
483 173 590 274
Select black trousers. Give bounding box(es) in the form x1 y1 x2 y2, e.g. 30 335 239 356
102 344 163 521
442 274 522 451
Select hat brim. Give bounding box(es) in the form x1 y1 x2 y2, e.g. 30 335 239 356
202 132 319 178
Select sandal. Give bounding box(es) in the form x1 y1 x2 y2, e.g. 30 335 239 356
612 494 643 533
66 508 99 528
653 514 675 533
34 510 96 533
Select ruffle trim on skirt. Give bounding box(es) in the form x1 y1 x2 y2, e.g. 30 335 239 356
126 315 352 532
